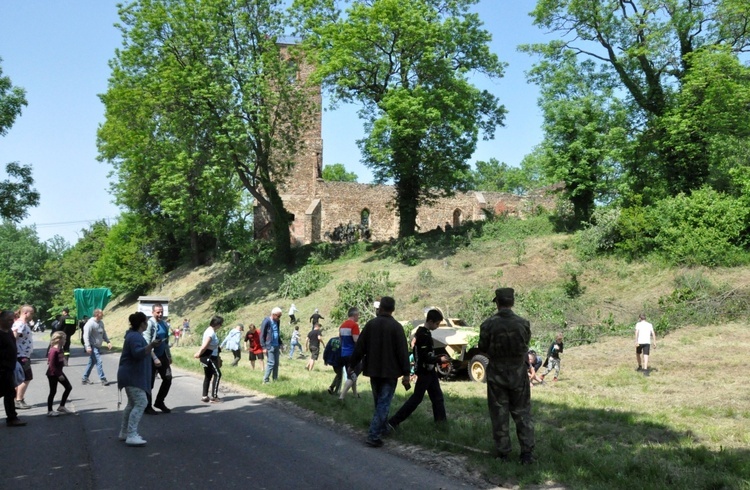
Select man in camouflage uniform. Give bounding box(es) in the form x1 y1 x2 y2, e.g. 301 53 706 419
478 287 535 464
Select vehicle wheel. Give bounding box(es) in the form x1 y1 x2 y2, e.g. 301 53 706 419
435 359 453 377
468 354 488 383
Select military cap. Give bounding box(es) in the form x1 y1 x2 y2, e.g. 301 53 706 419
491 288 515 304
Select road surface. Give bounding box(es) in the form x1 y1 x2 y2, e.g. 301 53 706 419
0 333 491 489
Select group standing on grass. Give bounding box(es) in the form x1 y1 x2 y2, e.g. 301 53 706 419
0 295 662 466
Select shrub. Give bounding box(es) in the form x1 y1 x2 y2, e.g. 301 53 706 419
278 265 331 299
379 236 426 266
331 270 396 324
575 206 621 259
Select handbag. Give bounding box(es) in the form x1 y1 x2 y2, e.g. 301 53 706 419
13 361 25 387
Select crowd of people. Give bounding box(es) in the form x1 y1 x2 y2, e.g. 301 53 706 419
0 296 658 461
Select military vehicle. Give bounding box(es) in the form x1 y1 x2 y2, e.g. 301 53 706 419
410 312 489 382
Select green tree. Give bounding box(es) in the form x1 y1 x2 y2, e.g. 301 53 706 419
322 163 358 182
525 49 628 225
294 0 506 237
91 215 163 296
42 221 110 313
527 0 750 198
100 0 314 265
467 158 536 194
0 222 52 318
0 58 39 221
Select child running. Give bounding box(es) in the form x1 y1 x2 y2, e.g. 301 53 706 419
46 331 74 417
540 333 564 382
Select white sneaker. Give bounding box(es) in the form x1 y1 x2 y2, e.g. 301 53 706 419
47 411 60 417
125 434 147 446
57 406 74 414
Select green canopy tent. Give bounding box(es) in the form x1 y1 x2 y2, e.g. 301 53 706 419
73 288 113 320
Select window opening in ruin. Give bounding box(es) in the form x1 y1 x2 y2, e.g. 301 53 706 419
315 152 322 179
361 208 370 228
453 208 462 228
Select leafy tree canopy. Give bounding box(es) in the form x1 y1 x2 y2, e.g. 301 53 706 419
294 0 507 237
0 58 39 221
322 163 358 182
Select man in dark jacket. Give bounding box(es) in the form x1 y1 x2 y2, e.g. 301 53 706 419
351 296 410 447
478 288 535 464
388 308 446 430
59 308 77 365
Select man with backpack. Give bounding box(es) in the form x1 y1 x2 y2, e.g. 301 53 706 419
143 303 172 414
324 335 342 394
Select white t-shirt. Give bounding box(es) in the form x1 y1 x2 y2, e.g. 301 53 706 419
635 320 654 344
12 320 33 357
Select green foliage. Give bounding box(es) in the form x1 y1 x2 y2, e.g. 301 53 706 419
90 218 163 297
378 235 427 266
42 221 110 314
654 271 750 335
650 188 750 266
478 213 555 242
227 240 276 276
322 163 358 182
0 222 52 318
562 263 585 299
214 295 251 313
330 270 395 324
575 206 621 259
465 157 538 194
278 265 332 299
1 60 39 222
455 288 496 329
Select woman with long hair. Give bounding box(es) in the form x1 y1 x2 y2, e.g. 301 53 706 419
46 331 73 416
195 316 222 403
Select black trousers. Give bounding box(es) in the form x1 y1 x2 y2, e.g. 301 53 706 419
147 353 172 407
389 370 446 426
47 374 72 411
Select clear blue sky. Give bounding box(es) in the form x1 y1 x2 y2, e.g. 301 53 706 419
0 1 553 245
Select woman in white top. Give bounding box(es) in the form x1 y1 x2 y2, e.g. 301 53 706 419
195 316 222 403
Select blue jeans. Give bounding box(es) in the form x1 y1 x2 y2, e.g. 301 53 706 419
368 377 397 441
263 346 280 382
288 341 303 358
83 346 105 380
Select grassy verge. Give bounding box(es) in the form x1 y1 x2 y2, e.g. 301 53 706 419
169 322 750 489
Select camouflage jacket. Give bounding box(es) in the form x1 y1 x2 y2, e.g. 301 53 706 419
478 309 531 366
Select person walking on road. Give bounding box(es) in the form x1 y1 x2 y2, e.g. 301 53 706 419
351 296 411 448
143 303 173 414
82 309 112 385
388 308 447 430
46 331 74 417
221 323 244 367
58 308 77 365
12 304 35 410
196 316 222 402
478 288 535 464
635 313 656 374
118 312 161 446
0 310 26 427
260 307 283 383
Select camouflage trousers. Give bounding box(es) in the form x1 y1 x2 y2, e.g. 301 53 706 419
542 357 561 379
486 364 535 456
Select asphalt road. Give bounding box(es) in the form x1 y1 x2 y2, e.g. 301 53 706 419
0 333 488 490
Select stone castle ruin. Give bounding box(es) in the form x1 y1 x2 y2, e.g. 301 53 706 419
254 48 557 245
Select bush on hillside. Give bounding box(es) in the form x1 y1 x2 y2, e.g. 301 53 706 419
278 265 331 299
330 270 395 324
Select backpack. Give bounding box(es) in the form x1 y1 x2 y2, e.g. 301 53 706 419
323 337 341 367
